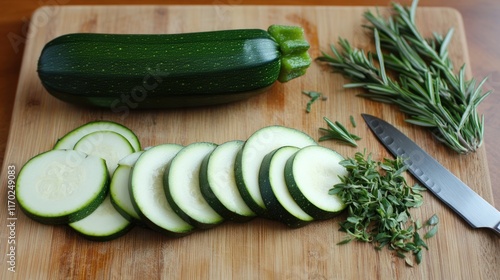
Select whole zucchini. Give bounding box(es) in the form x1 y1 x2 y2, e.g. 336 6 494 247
37 25 312 109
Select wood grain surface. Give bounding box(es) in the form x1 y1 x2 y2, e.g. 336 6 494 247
1 3 499 280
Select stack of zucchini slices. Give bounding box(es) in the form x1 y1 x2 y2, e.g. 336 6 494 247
16 121 348 241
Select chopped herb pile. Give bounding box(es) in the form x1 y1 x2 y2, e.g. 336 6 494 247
331 151 438 265
319 117 361 147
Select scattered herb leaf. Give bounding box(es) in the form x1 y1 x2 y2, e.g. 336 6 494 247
349 115 357 127
423 214 439 239
302 90 327 113
415 219 422 230
332 151 437 265
337 237 353 245
424 225 439 239
415 249 423 265
426 214 439 226
319 117 361 146
405 257 414 267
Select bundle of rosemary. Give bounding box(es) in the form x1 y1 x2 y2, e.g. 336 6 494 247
317 0 490 154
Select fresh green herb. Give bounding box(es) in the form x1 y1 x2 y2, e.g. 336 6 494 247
424 224 438 239
302 90 326 113
349 115 357 127
331 151 437 265
415 218 423 230
319 117 361 146
426 214 439 226
424 214 439 239
316 0 490 154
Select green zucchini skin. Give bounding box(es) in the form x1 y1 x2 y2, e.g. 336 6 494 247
37 29 285 109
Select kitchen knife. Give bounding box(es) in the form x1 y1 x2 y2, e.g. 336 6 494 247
362 114 500 235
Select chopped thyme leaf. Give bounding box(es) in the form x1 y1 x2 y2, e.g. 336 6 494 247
332 150 437 265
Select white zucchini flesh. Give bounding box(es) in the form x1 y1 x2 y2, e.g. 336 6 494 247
53 120 141 152
15 149 108 224
130 144 194 236
73 131 135 175
236 125 317 214
200 140 255 220
285 145 347 218
110 151 144 221
260 146 313 226
165 142 223 228
69 196 132 241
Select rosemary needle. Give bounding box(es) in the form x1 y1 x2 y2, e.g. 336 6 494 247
349 115 357 127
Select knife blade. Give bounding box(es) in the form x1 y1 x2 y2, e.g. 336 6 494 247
362 114 500 235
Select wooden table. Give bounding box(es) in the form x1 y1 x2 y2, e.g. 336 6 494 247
1 1 498 279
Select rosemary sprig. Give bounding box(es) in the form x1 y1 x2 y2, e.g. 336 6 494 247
319 117 361 146
317 0 491 154
331 151 437 265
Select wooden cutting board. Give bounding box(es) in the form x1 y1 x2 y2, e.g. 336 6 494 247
1 5 498 279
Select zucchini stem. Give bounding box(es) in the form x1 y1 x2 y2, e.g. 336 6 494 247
268 25 312 82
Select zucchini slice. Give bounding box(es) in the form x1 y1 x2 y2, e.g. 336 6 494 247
54 120 141 152
130 144 194 237
284 146 348 219
234 125 317 215
109 151 144 222
69 196 133 241
199 140 256 222
71 130 136 240
16 149 108 224
259 146 314 228
73 131 135 175
37 25 311 109
164 142 223 229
